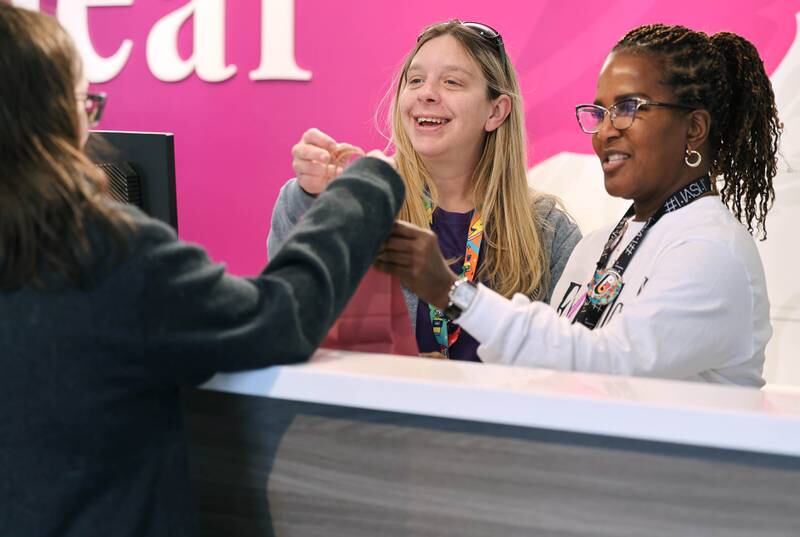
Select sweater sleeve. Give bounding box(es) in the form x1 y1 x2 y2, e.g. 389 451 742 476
456 238 757 383
140 157 404 384
534 197 582 301
266 177 317 259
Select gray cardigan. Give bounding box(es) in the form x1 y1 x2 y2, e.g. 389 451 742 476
268 178 582 331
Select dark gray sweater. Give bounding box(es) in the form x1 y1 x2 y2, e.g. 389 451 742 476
0 157 404 537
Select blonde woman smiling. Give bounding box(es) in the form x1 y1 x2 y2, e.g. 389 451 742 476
269 20 581 361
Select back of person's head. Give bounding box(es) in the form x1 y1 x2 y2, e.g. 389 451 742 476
388 20 550 299
612 24 781 238
0 4 129 290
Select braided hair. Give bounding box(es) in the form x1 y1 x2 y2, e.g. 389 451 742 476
614 24 782 239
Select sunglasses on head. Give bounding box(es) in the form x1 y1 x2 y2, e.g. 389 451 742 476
418 20 506 57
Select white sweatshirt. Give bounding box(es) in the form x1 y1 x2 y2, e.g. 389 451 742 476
457 197 771 387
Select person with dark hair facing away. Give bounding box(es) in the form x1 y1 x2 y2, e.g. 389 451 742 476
0 4 404 536
376 23 780 386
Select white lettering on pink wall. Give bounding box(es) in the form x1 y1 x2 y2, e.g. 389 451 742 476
146 0 236 82
15 0 311 83
57 0 134 83
11 0 40 9
250 0 310 81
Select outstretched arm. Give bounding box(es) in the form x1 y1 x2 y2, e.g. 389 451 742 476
142 157 405 383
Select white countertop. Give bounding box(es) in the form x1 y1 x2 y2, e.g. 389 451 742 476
202 350 800 458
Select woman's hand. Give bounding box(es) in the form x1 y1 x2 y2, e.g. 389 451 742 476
374 221 457 310
291 128 364 195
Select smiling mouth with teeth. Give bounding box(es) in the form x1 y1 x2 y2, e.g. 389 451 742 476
606 153 630 163
416 117 450 126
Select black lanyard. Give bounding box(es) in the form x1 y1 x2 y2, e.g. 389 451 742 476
572 175 713 329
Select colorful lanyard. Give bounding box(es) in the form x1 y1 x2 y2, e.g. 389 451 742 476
572 175 713 329
424 197 484 357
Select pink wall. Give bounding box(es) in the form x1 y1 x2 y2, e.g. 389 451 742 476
38 0 800 274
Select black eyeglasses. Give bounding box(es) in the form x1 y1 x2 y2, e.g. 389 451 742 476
418 20 506 57
575 97 695 134
76 92 107 126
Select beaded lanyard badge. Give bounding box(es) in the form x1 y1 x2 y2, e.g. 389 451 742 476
423 197 484 358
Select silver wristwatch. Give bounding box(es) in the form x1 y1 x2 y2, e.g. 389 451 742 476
444 278 478 321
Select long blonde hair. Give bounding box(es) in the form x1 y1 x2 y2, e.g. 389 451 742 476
389 20 550 299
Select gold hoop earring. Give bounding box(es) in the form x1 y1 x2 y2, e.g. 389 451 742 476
685 147 702 168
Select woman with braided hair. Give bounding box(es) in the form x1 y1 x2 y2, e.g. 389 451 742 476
377 23 780 386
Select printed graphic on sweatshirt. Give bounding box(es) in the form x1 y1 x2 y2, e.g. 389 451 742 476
555 280 624 328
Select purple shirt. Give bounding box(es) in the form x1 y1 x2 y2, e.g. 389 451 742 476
416 207 484 362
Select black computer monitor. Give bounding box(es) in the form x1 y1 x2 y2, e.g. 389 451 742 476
87 130 178 231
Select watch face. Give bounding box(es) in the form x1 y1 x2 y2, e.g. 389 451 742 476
451 280 478 310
